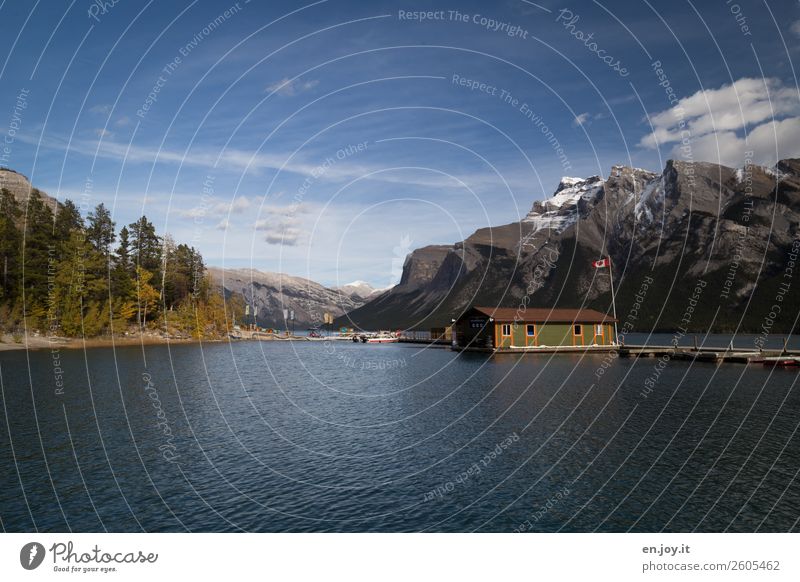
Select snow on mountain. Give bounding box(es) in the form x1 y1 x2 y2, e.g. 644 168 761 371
337 280 380 299
523 175 604 233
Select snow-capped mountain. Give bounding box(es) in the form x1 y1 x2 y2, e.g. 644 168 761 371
523 175 604 233
336 280 385 300
340 159 800 333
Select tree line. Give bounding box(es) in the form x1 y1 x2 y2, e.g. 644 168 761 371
0 187 242 339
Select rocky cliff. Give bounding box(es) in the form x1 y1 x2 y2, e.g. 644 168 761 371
340 159 800 333
0 167 59 211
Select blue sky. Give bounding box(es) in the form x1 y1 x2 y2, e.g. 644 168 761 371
1 0 799 287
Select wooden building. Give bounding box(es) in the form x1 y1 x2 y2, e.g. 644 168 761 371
452 306 617 351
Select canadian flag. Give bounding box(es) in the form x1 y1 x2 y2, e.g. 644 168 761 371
592 258 610 268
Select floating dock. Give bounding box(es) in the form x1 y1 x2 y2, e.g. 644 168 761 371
447 341 799 365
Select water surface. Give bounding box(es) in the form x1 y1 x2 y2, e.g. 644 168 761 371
1 338 798 532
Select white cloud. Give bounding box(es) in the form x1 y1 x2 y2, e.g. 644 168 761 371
89 104 111 115
640 77 800 166
265 77 319 96
94 128 114 138
228 196 251 213
258 220 303 245
682 118 800 167
261 202 309 216
791 20 800 37
255 210 304 246
215 219 229 230
174 195 252 220
572 112 590 127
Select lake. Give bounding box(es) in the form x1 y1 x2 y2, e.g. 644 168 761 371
1 337 798 532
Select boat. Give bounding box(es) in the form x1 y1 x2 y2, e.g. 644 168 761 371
366 332 399 344
762 357 799 368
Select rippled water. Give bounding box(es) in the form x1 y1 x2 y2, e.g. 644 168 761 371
1 338 798 532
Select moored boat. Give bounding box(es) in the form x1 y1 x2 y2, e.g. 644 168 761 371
763 357 800 368
366 332 399 344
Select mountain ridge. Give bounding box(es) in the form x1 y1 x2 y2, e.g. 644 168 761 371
207 267 375 329
338 158 800 333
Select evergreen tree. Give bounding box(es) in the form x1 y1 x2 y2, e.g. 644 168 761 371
0 188 21 302
53 199 83 248
20 190 55 309
0 187 232 340
112 226 133 298
129 216 161 286
87 202 115 255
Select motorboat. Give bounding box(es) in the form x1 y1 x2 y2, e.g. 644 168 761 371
366 332 399 344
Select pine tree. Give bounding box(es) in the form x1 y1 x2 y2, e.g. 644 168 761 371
20 190 55 310
112 226 133 299
53 199 83 249
87 202 115 255
129 216 161 276
0 188 21 302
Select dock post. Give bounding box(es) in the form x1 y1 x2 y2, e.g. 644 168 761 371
693 335 698 351
783 337 789 355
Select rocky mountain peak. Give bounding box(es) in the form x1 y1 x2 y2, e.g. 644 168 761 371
524 174 604 233
0 167 59 211
341 157 800 332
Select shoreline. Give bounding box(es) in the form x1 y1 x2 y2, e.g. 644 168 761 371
0 334 227 352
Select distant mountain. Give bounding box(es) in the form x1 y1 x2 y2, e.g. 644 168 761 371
0 167 59 211
336 280 385 301
340 159 800 333
208 267 373 329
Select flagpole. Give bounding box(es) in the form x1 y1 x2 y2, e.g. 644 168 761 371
607 257 619 345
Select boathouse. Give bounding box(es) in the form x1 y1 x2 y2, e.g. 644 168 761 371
452 306 617 351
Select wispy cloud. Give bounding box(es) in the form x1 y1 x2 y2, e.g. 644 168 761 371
791 20 800 37
175 195 252 219
265 77 319 96
572 112 590 127
21 132 528 191
88 104 111 115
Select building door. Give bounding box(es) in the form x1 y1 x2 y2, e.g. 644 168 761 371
593 323 604 345
526 324 537 347
573 323 584 346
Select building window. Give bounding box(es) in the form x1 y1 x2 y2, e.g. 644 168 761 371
526 324 535 336
501 324 511 336
574 324 583 336
595 324 603 336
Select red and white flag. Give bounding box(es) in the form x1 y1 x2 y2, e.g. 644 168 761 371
592 258 610 269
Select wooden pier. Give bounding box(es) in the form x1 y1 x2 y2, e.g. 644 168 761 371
446 341 800 366
617 344 800 365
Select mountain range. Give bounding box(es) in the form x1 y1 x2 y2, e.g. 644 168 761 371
6 161 799 335
340 159 800 334
207 267 379 329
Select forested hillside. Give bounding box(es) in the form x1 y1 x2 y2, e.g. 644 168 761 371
0 184 242 340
